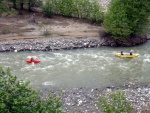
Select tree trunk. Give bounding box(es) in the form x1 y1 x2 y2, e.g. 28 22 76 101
20 3 24 10
28 1 32 12
12 0 17 9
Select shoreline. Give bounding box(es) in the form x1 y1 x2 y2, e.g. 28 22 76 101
0 37 101 52
41 84 150 113
0 35 149 52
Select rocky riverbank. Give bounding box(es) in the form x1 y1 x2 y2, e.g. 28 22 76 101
0 35 149 52
0 37 101 52
42 84 150 113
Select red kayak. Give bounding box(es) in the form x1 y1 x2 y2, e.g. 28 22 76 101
26 58 40 64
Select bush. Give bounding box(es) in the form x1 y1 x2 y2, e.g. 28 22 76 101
0 66 65 113
97 90 132 113
42 0 53 18
104 0 150 39
41 26 51 37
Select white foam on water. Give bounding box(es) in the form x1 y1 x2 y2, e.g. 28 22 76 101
101 66 105 70
32 65 53 71
27 56 38 59
143 54 150 63
63 62 71 68
143 59 150 63
42 81 54 86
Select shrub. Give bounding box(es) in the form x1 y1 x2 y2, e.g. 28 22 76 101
97 90 132 113
0 66 65 113
104 0 150 39
41 26 51 37
42 0 53 18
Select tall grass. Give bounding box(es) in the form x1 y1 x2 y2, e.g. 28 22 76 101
42 0 103 24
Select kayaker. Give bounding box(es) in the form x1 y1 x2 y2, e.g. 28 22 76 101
130 50 133 55
121 50 124 55
30 57 34 62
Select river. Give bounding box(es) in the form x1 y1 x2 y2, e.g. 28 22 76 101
0 41 150 90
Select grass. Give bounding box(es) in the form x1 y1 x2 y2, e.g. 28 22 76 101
1 28 11 34
42 30 51 37
41 26 51 37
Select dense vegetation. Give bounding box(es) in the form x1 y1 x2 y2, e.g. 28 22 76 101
42 0 104 23
104 0 150 39
0 66 65 113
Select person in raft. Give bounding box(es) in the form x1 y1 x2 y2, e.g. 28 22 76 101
30 57 34 62
130 50 133 55
120 50 124 55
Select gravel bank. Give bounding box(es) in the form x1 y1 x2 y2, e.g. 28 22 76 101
0 37 102 52
0 35 149 52
43 84 150 113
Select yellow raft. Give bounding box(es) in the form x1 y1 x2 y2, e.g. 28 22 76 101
115 53 139 58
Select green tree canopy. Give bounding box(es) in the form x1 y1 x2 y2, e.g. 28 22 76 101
104 0 150 39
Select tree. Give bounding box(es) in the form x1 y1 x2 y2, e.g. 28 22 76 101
0 66 65 113
104 0 150 39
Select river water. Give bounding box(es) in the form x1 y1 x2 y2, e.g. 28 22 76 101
0 41 150 89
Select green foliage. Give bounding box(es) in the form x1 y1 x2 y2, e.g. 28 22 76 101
87 0 104 23
0 1 9 15
104 0 150 39
42 0 53 18
0 66 65 113
42 0 103 24
59 0 74 17
0 66 39 113
97 91 132 113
